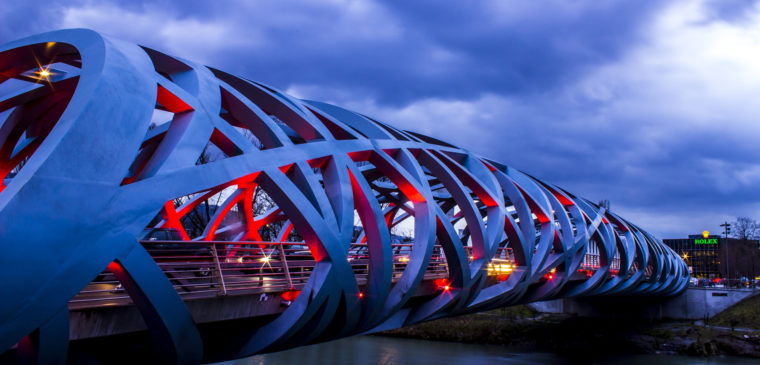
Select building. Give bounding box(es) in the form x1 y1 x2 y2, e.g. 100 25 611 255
664 234 723 279
664 234 760 282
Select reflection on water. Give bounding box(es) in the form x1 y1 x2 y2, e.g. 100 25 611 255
224 335 756 365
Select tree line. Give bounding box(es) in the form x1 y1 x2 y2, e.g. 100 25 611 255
721 216 760 285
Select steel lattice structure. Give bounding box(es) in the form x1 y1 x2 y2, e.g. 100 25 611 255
0 30 688 364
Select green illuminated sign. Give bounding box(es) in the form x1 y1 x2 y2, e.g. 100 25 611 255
694 238 718 245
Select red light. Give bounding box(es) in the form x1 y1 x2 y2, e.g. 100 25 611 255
435 279 453 292
543 270 556 280
278 164 294 173
156 84 193 113
282 290 301 301
358 292 364 298
107 261 124 275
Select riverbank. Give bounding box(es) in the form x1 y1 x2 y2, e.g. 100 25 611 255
712 294 760 330
379 305 760 359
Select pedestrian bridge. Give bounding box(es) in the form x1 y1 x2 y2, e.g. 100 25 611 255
0 29 688 364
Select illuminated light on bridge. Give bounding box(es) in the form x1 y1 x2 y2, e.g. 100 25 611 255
0 30 688 364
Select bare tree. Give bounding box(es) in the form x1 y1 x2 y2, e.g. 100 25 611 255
732 216 760 240
168 129 270 239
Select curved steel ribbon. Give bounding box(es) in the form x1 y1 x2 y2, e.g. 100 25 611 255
0 30 688 363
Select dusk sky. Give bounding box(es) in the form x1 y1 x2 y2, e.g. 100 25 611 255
2 0 759 239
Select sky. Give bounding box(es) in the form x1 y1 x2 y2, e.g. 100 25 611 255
2 0 759 239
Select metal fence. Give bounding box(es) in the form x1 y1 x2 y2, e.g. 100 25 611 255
71 242 628 309
69 241 452 308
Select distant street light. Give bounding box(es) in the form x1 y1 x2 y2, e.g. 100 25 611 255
720 222 731 287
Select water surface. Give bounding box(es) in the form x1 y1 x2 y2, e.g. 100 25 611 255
225 335 757 365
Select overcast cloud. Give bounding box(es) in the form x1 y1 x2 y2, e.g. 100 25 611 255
2 0 759 238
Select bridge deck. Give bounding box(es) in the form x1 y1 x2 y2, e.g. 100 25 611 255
69 240 621 311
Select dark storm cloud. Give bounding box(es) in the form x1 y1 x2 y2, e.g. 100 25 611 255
378 1 668 100
213 1 671 105
0 1 669 105
0 2 60 40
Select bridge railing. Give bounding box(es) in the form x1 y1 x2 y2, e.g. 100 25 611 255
69 240 451 309
579 254 621 275
69 242 617 309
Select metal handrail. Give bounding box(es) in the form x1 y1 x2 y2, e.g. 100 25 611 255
209 244 227 295
69 241 599 309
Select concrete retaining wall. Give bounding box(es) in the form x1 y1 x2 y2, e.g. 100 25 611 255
529 287 759 320
660 288 758 319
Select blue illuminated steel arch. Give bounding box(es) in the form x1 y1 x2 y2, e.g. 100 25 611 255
0 29 688 364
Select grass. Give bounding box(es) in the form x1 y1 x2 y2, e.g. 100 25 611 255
380 306 651 357
712 293 760 329
381 306 542 344
379 302 760 358
377 296 760 358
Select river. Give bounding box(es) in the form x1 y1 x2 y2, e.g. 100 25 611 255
224 335 757 365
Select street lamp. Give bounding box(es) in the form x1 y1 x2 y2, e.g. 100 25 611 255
720 222 731 287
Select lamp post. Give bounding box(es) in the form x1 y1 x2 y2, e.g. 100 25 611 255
720 222 731 288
